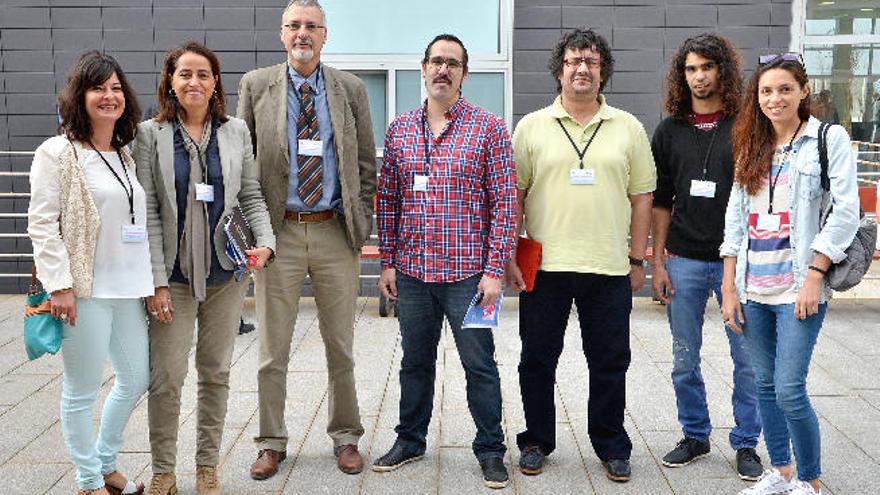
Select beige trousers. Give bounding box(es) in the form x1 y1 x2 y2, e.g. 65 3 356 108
254 217 363 451
148 277 248 472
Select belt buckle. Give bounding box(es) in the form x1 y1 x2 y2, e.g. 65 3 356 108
296 211 309 223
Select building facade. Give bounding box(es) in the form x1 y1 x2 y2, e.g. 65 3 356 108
0 0 877 292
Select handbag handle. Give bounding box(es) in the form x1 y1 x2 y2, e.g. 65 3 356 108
27 265 42 296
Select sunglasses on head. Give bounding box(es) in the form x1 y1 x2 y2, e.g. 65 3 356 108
758 52 804 66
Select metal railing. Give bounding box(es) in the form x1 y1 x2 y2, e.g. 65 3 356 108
2 145 879 284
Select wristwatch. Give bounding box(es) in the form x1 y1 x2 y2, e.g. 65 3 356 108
628 256 646 268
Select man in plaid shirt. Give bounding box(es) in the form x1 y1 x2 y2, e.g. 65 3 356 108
373 34 516 489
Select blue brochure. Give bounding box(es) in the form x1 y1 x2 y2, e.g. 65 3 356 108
462 292 504 329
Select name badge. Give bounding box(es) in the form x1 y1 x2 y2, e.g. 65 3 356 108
413 174 429 192
570 168 596 185
756 213 781 232
298 139 323 157
690 180 716 198
196 183 214 202
121 224 147 243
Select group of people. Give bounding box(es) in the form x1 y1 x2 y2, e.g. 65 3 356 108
25 1 861 494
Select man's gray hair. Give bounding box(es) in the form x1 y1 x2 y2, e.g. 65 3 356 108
284 0 326 23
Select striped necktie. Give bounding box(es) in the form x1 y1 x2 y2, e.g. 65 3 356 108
296 81 323 208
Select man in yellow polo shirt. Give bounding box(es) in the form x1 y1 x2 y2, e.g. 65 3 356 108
506 28 655 483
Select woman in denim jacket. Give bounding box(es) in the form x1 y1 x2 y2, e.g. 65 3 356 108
720 54 859 495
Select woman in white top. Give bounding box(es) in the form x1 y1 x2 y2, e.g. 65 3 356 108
27 51 152 495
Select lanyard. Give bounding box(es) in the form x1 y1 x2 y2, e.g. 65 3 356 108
421 109 449 174
556 118 603 169
768 120 804 214
89 141 135 224
690 120 720 180
178 123 210 182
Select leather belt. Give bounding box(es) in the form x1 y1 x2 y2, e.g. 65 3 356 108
284 210 336 223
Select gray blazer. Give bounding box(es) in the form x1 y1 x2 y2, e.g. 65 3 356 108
236 63 377 251
132 116 276 287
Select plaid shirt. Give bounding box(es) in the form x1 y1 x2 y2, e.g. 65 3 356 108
378 97 516 283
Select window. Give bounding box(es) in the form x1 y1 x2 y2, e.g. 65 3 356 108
322 0 513 150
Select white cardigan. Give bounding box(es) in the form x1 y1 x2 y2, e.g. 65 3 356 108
27 136 137 297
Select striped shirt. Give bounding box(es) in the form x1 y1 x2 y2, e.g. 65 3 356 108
746 145 797 304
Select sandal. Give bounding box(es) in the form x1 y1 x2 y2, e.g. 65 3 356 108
102 471 145 495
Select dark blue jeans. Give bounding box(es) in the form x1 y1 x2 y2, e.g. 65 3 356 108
516 271 633 461
394 272 506 461
665 255 761 449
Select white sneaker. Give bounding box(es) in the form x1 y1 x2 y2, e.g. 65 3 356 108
789 480 821 495
738 469 797 495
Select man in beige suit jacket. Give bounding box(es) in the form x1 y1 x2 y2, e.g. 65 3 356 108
236 0 376 479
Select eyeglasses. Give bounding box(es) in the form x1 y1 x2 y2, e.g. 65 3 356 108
283 22 325 32
758 52 803 66
563 57 600 69
427 56 464 70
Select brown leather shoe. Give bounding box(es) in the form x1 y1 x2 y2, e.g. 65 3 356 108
250 449 287 480
335 444 364 474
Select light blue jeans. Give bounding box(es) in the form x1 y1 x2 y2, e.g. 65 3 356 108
742 301 826 481
60 298 149 490
666 255 761 449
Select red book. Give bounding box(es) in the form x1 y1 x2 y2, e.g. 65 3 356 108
515 236 542 292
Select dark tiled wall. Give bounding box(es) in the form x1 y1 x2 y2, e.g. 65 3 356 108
512 0 793 132
0 0 793 292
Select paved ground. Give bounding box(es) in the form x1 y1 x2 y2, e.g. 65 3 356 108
1 294 879 495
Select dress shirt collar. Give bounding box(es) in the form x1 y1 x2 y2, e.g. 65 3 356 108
550 94 611 127
287 62 323 96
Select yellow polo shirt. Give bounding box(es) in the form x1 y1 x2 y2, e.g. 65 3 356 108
513 95 656 275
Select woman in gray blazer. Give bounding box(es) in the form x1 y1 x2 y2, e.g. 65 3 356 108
132 41 276 495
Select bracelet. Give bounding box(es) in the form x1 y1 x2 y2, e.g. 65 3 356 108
54 287 73 294
808 265 828 276
628 256 645 267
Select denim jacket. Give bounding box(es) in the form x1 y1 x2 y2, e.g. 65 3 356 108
719 116 860 304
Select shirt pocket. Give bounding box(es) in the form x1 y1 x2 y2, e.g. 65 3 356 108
795 154 823 201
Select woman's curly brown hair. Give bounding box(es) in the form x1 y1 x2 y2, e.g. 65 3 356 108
732 58 811 196
57 51 141 148
664 33 743 121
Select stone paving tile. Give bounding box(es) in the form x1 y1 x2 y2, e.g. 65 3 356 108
3 297 880 494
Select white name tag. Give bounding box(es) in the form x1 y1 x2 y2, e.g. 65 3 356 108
756 213 781 232
298 139 323 157
570 168 596 185
196 183 214 202
121 224 147 243
413 174 429 192
690 180 716 198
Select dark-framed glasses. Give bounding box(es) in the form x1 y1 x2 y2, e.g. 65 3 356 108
758 52 803 66
427 56 464 70
283 22 325 32
563 57 600 69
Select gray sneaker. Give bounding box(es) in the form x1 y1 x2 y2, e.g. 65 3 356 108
518 446 545 475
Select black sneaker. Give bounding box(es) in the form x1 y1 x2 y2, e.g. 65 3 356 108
736 447 763 481
602 458 631 482
662 437 711 467
371 441 424 472
479 457 509 489
519 445 545 475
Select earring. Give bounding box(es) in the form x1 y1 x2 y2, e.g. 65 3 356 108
168 89 176 98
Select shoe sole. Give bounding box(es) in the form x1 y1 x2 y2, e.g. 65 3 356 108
737 471 762 482
484 478 510 489
340 465 364 475
519 466 543 476
661 452 710 468
371 454 425 472
605 472 630 483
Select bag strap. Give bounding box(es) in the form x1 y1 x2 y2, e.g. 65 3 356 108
818 121 831 191
28 265 41 295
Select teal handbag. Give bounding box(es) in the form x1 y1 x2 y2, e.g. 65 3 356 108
24 266 62 360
